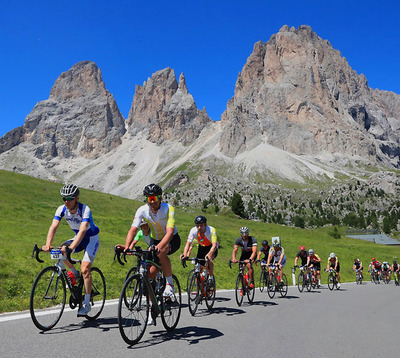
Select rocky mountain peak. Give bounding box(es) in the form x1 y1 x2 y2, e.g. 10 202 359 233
0 61 125 159
219 25 400 168
127 68 211 145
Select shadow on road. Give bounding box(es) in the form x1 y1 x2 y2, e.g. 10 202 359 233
128 325 223 349
38 317 119 335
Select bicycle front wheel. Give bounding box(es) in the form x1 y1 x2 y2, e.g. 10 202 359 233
328 274 334 291
235 274 244 306
124 267 137 282
118 274 149 345
259 271 266 293
188 273 200 316
30 266 66 331
267 274 276 299
85 267 106 320
161 274 181 331
205 276 216 310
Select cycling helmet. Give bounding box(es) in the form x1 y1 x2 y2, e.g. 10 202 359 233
239 227 249 235
272 236 281 246
194 215 207 224
372 257 376 262
394 260 397 264
354 258 359 263
140 219 148 227
383 261 389 265
60 184 80 198
143 183 162 196
262 240 268 246
308 249 314 255
330 252 336 258
299 246 306 251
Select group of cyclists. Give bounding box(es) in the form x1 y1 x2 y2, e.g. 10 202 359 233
41 182 397 321
367 257 399 283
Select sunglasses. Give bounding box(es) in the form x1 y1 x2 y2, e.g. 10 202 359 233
62 196 75 202
147 195 161 203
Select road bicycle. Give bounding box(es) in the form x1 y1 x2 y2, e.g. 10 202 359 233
370 269 381 284
30 244 106 331
115 246 181 345
326 268 340 290
229 260 255 306
257 259 268 293
293 265 311 293
354 269 363 284
267 264 288 298
382 270 391 284
181 257 216 315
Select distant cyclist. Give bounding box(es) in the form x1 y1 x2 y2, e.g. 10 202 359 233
353 258 363 279
382 261 391 279
327 252 341 289
307 249 322 287
232 227 258 289
371 258 382 281
392 260 399 275
257 239 270 263
181 215 218 286
42 184 100 317
128 219 152 249
294 245 308 267
267 236 286 280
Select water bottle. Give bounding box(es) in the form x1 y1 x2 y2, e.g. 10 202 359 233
67 271 77 286
244 272 249 285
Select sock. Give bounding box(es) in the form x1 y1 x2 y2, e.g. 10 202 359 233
166 276 173 286
84 293 91 306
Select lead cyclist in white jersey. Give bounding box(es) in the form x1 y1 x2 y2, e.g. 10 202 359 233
42 184 100 317
123 184 181 297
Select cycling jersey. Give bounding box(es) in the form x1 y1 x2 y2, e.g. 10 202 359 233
372 261 382 270
354 261 363 270
309 253 321 263
269 246 286 267
132 202 178 241
328 256 339 266
296 250 308 266
234 236 257 252
382 264 390 271
393 264 399 271
187 226 218 247
133 228 152 246
259 245 271 260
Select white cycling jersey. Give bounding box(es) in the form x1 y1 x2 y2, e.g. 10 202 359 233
132 202 177 241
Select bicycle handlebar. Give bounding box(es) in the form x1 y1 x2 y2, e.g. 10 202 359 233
31 243 77 264
181 256 208 269
31 244 44 263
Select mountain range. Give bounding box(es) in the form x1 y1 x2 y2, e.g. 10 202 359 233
1 25 400 219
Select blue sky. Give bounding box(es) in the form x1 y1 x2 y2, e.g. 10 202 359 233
1 0 399 137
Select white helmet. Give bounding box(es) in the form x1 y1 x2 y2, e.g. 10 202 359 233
308 249 314 255
272 236 281 246
330 252 336 258
239 227 249 235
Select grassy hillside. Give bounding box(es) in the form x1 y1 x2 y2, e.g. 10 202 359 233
1 169 399 313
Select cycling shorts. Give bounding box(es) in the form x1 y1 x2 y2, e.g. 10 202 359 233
310 262 321 270
63 234 99 264
153 233 181 255
240 251 253 261
330 262 340 273
197 245 218 260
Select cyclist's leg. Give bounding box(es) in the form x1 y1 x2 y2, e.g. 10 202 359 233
81 235 100 307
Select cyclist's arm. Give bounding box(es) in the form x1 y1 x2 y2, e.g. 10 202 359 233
206 242 218 261
250 245 257 262
232 245 239 262
182 240 192 258
257 250 262 260
306 256 310 266
68 221 89 251
43 219 61 251
125 225 139 249
266 252 273 265
294 256 298 266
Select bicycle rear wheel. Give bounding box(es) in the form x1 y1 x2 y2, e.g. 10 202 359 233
235 274 244 306
279 274 288 297
205 276 216 310
118 274 149 345
267 274 276 299
247 280 255 303
188 273 200 316
327 274 334 291
30 266 66 331
85 267 106 320
161 274 181 331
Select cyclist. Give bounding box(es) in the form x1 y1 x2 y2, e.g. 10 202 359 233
42 184 100 317
371 258 382 281
307 249 322 287
382 261 391 280
392 260 399 282
327 252 341 288
232 227 258 289
181 215 218 286
353 258 363 280
123 184 181 297
266 236 286 281
128 219 152 249
294 245 308 267
257 239 270 262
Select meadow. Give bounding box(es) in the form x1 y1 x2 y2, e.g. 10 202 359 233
1 169 399 313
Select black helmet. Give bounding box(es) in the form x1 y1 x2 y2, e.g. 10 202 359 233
143 183 162 196
262 240 268 246
394 260 397 264
194 215 207 224
60 184 80 198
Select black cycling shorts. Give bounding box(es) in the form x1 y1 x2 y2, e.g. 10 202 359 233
153 233 181 255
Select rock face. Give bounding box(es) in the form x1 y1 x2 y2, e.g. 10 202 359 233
0 61 126 159
127 68 211 145
219 25 400 167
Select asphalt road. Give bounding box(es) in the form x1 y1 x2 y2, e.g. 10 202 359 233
1 281 398 357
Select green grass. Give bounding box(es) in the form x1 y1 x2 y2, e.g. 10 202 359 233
1 169 400 313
